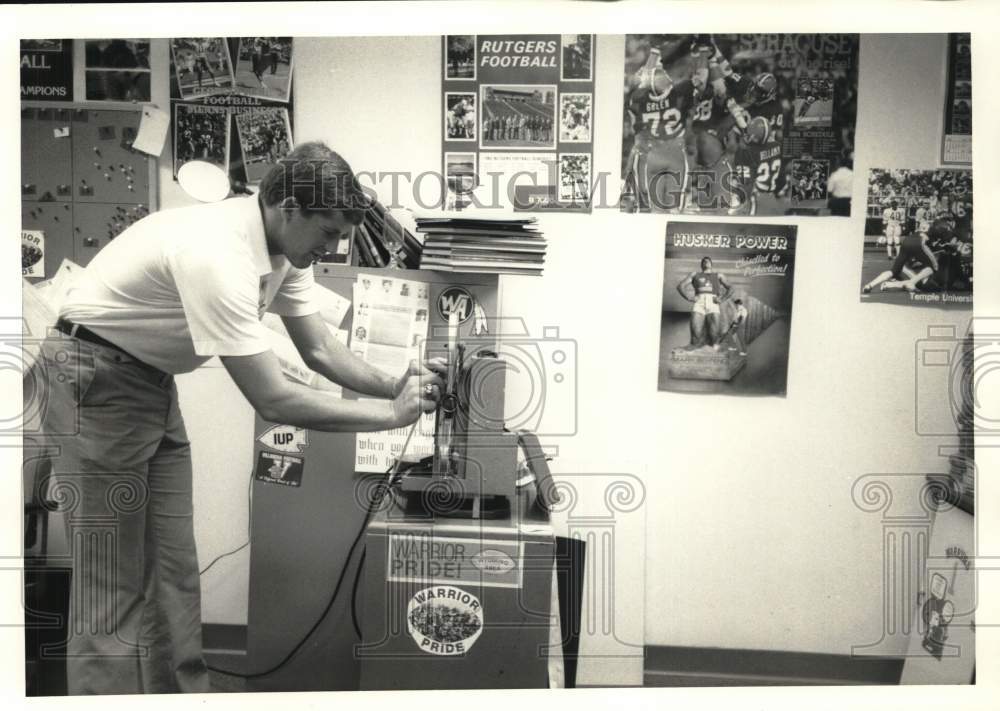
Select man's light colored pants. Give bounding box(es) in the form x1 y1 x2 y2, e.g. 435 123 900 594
24 335 210 695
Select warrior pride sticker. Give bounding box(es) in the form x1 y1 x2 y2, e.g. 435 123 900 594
407 585 484 656
388 532 522 588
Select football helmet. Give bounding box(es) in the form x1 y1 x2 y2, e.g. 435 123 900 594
749 72 778 105
744 115 770 145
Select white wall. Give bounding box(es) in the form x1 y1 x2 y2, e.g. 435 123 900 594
176 32 969 674
644 34 967 654
290 33 968 669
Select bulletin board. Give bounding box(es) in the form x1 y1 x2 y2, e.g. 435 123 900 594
20 104 156 277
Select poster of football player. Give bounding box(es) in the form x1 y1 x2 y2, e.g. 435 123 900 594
942 33 971 165
170 37 236 99
234 107 293 183
658 222 797 397
445 35 476 80
445 92 477 141
441 35 595 212
560 93 592 142
172 102 229 178
621 34 859 217
860 168 972 308
233 37 293 102
789 159 828 207
558 153 591 202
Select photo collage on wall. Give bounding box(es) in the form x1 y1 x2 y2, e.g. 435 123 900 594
621 34 858 216
442 34 596 212
170 37 293 184
658 222 797 397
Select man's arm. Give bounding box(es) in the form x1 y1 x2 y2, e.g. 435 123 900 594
718 272 734 301
281 312 396 398
221 349 442 432
676 272 697 301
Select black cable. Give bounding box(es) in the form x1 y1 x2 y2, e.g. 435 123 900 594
200 471 254 575
207 452 407 679
350 548 367 639
199 541 250 577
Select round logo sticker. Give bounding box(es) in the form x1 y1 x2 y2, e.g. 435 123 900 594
470 549 515 575
437 286 474 324
407 585 484 656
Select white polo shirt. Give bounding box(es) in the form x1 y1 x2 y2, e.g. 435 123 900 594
61 196 318 374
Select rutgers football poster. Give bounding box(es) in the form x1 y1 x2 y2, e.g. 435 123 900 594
443 34 596 212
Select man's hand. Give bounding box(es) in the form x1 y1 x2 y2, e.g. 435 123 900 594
390 360 446 427
390 358 448 398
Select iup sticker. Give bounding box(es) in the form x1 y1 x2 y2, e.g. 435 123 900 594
257 424 309 453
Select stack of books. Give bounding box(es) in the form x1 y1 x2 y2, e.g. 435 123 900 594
415 217 546 276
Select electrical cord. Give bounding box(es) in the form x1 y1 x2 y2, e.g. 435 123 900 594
200 471 254 576
207 422 420 679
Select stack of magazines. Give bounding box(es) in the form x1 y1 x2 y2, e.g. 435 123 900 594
415 217 546 276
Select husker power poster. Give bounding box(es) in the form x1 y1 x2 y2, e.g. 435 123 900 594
659 222 797 397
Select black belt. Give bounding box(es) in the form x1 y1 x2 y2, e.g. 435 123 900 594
55 319 168 379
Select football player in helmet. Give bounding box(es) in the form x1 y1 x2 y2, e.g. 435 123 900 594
623 44 699 213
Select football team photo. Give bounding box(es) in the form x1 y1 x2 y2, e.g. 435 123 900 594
480 84 556 150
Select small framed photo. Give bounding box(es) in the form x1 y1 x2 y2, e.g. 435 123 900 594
445 92 477 142
234 107 293 183
561 34 593 82
560 92 592 143
558 153 591 203
792 77 834 127
233 37 293 102
444 152 477 211
445 35 476 80
170 37 236 99
789 159 829 205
